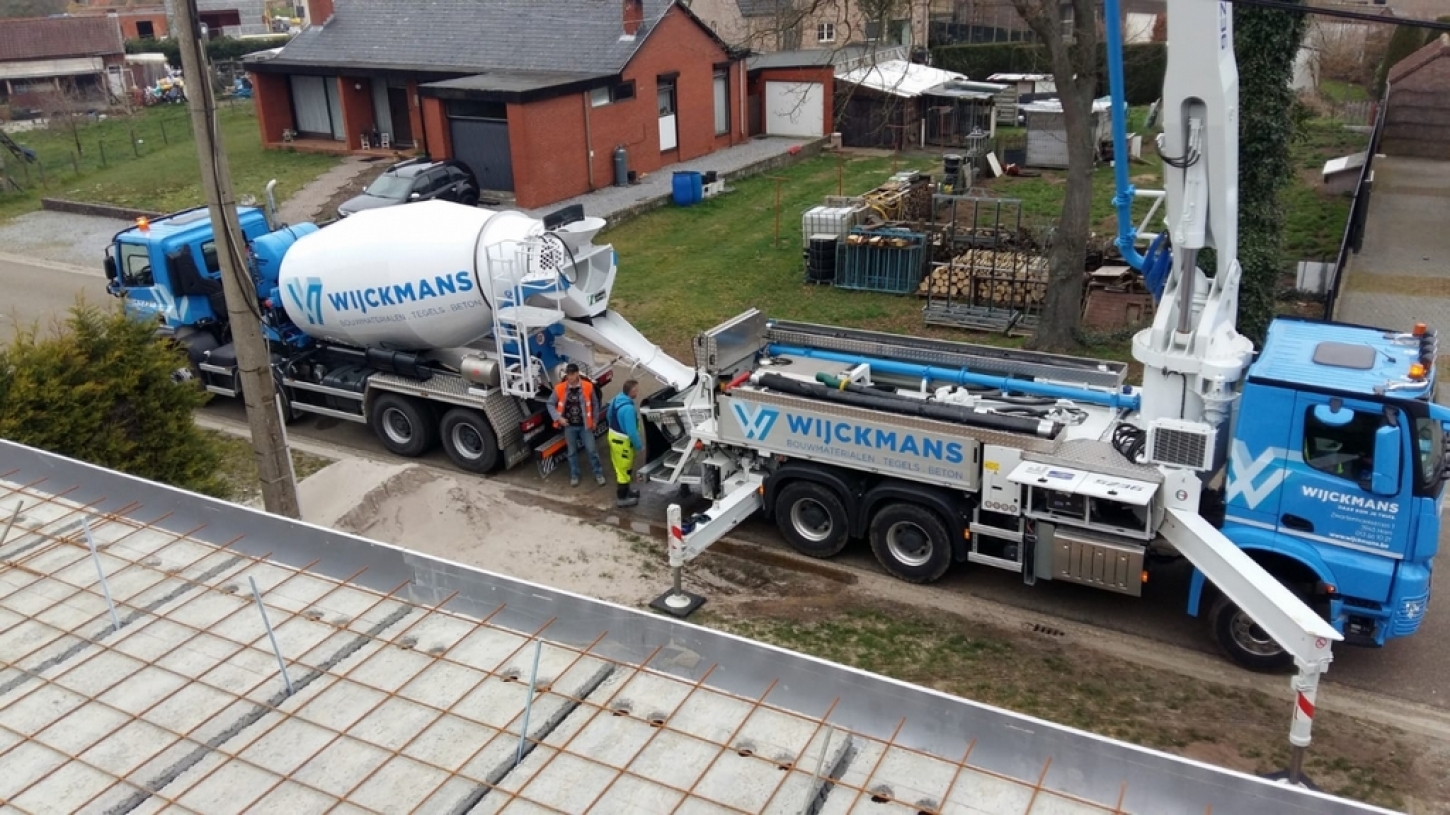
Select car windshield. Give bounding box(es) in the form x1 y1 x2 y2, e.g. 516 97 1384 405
364 174 415 199
1416 416 1444 493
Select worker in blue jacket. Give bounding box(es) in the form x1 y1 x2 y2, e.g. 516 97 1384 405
605 380 643 507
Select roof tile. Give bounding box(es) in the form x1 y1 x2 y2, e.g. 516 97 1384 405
0 16 124 63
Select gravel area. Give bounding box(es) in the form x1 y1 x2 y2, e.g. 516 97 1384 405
0 210 130 269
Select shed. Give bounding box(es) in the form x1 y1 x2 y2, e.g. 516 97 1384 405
1019 96 1112 169
1382 34 1450 160
835 59 988 149
986 72 1054 125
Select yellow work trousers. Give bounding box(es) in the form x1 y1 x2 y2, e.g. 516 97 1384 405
607 429 635 485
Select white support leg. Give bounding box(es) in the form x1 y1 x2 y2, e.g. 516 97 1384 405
1286 662 1324 788
649 472 765 618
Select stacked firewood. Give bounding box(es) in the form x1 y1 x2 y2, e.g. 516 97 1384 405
918 249 1049 306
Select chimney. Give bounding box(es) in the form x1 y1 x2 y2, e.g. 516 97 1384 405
309 0 335 26
622 0 644 37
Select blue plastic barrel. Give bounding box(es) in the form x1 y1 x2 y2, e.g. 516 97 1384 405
672 170 703 206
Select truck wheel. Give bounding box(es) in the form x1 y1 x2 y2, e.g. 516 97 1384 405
868 503 952 584
1209 595 1294 673
774 481 850 558
440 408 500 473
369 393 437 458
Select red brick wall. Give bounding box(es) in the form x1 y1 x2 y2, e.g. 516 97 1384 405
338 76 375 149
421 97 451 158
501 4 744 208
508 95 590 208
1386 55 1450 159
250 72 293 144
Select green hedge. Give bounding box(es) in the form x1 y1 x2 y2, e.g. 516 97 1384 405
126 35 294 68
930 42 1168 106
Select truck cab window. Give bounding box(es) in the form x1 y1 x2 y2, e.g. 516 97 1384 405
1416 416 1444 492
1303 406 1380 482
118 243 152 287
200 240 221 274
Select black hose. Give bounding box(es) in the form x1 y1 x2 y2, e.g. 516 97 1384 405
756 373 1060 438
1113 423 1147 463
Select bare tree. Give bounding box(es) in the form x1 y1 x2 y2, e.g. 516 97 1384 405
1008 0 1098 351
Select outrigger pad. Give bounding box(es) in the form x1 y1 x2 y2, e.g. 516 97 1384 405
650 589 706 618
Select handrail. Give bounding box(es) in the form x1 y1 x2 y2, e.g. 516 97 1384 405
1323 93 1389 319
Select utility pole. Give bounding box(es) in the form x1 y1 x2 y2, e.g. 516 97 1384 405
175 0 301 519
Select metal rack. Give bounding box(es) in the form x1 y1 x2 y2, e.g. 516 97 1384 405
0 445 1389 815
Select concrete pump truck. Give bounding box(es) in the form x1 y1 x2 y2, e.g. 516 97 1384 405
634 0 1447 704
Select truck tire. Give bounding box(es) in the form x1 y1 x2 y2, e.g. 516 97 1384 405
774 481 850 558
369 393 438 458
440 408 500 473
868 503 952 584
1209 594 1294 674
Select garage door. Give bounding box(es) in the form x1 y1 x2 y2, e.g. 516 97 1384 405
764 81 824 138
448 110 513 192
290 75 343 140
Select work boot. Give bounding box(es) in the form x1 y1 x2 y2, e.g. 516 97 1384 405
595 473 607 486
569 474 580 487
616 493 639 508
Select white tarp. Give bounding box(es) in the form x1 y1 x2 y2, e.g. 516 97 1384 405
835 59 967 99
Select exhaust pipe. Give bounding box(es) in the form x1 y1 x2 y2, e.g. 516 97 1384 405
264 179 280 230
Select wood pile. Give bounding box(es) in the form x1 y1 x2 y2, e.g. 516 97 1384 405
918 248 1049 307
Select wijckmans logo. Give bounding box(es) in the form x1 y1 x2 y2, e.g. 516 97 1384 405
731 401 966 463
287 271 476 325
285 277 324 325
732 402 779 441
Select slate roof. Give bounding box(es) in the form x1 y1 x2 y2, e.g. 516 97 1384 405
0 16 124 63
252 0 690 75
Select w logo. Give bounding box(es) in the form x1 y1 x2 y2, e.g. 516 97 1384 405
1226 440 1287 510
731 402 779 441
286 277 325 325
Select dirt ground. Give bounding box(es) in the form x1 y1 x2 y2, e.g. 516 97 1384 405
311 461 1449 814
315 159 393 223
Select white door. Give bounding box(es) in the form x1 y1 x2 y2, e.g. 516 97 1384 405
765 81 824 137
658 76 678 152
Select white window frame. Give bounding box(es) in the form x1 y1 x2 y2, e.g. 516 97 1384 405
713 70 729 136
817 22 835 44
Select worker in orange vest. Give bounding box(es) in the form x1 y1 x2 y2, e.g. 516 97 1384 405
549 363 606 487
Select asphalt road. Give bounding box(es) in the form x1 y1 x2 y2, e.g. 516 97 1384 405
0 252 109 343
4 250 1448 712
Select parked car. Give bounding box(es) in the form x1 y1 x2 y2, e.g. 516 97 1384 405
337 158 480 218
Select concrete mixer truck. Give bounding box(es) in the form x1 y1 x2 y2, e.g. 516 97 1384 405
104 199 695 475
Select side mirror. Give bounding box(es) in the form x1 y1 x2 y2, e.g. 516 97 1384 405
104 256 117 281
1371 423 1403 495
1313 402 1355 427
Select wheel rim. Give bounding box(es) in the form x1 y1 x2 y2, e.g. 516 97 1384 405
885 521 933 568
382 408 414 445
451 423 485 461
1229 609 1283 657
789 499 834 543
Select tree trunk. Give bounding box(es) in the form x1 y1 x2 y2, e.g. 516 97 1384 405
1032 76 1095 351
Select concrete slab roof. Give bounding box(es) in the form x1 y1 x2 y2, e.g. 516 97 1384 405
0 441 1394 815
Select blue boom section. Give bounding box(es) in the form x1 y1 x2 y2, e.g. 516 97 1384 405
765 344 1142 411
1104 0 1145 272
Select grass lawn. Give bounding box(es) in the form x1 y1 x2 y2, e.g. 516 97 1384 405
206 429 334 504
0 103 338 221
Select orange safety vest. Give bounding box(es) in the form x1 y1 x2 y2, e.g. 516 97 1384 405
553 379 596 427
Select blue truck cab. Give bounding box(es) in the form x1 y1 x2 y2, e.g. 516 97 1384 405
1207 318 1446 651
104 206 273 331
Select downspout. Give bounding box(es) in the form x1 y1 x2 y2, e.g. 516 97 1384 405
739 59 746 141
583 91 595 190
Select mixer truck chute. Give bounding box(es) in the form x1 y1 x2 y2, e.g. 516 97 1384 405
107 199 698 477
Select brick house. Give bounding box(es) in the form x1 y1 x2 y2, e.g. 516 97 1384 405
689 0 930 54
0 16 127 116
69 3 172 41
245 0 748 209
1382 34 1450 160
